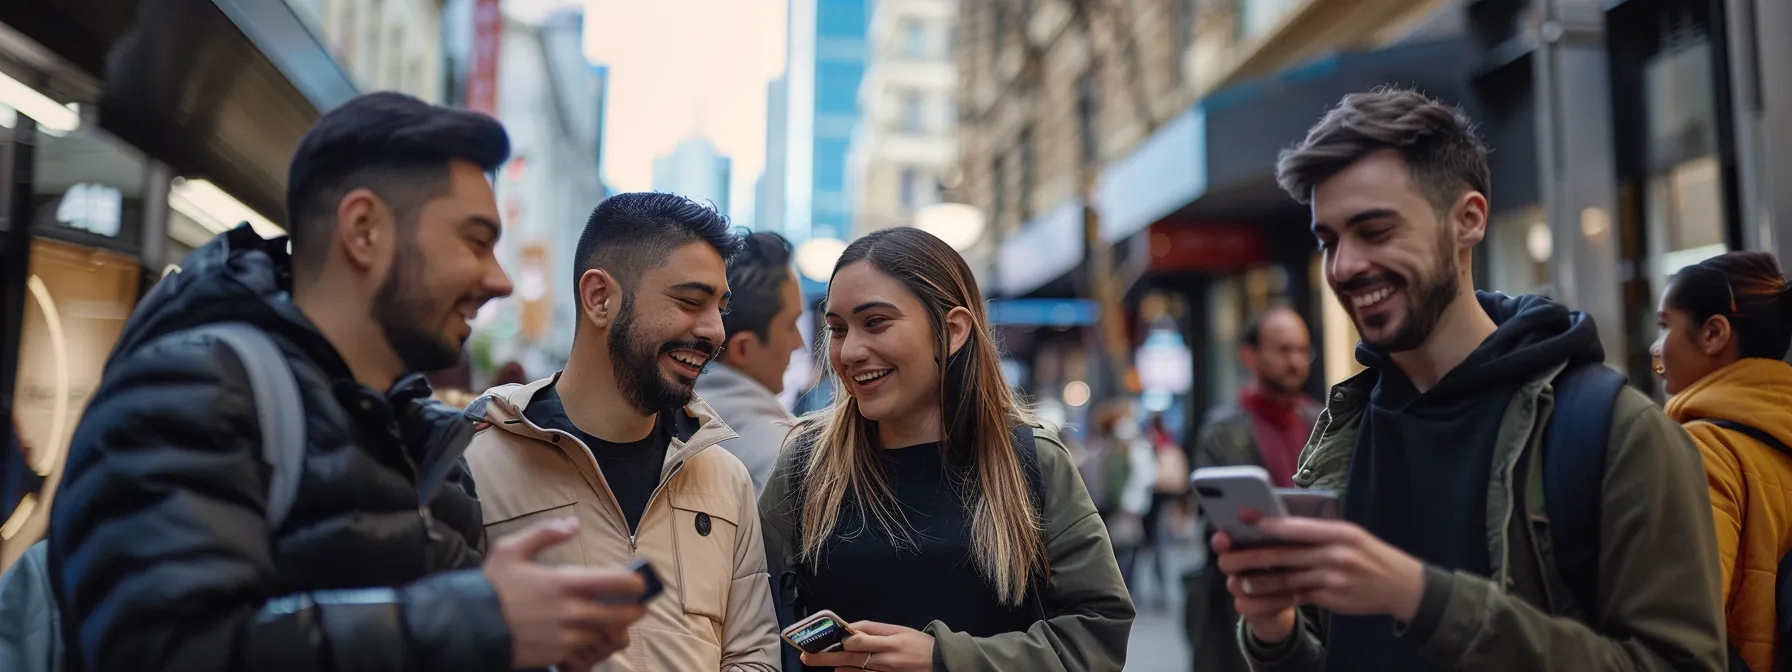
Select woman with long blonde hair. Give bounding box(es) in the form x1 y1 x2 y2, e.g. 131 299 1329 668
760 227 1133 671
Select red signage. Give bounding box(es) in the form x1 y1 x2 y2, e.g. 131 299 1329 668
468 0 502 116
1146 221 1268 274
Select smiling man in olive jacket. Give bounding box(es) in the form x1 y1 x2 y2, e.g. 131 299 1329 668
1212 88 1725 672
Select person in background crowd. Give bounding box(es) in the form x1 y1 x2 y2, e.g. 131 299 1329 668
1 418 41 526
1184 306 1321 672
697 230 805 495
1214 87 1724 671
1083 403 1157 591
1652 250 1792 672
463 193 780 672
761 227 1133 671
49 92 648 672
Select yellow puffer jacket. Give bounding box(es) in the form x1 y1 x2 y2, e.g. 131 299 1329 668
1665 357 1792 672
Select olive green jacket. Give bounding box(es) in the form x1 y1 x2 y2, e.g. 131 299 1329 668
1240 362 1727 671
759 423 1135 671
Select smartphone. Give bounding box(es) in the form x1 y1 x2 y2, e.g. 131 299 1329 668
1276 488 1340 520
625 558 664 604
1190 466 1289 549
781 609 857 654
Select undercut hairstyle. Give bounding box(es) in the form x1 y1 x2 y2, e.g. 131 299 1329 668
1667 251 1792 360
572 192 743 302
286 92 510 277
1275 87 1491 214
722 231 797 345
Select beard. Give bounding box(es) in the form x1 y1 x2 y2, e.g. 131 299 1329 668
372 240 467 374
608 296 721 415
1342 247 1460 353
1259 371 1305 397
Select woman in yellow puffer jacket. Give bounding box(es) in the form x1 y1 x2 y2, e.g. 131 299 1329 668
1651 250 1792 672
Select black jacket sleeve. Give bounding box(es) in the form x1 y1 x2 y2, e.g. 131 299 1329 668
49 332 512 672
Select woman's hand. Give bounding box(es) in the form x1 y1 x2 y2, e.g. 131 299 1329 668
800 621 936 671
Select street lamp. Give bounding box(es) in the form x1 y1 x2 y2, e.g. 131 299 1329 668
914 202 986 252
796 237 849 282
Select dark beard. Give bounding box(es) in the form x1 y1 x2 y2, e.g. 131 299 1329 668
608 296 719 415
1346 249 1460 353
372 240 464 374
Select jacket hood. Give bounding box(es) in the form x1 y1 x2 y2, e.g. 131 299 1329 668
469 373 740 463
106 224 348 379
1664 357 1792 445
1358 291 1606 398
695 364 793 421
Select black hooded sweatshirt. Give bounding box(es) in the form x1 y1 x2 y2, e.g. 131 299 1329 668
1324 291 1606 672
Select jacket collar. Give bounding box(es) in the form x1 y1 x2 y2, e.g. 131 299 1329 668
471 372 740 471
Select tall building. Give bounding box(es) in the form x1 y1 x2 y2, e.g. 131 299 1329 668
782 0 870 242
314 0 447 102
847 0 959 240
757 76 789 235
653 137 734 214
592 63 611 181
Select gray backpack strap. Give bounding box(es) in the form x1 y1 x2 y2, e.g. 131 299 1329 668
197 323 306 530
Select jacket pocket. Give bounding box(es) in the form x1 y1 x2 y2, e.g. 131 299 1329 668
670 491 740 623
484 502 584 566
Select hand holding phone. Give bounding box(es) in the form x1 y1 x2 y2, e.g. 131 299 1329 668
1191 466 1291 549
781 610 857 654
625 558 664 604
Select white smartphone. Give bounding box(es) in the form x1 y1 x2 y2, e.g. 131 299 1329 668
1190 466 1289 549
781 609 856 654
1275 488 1340 520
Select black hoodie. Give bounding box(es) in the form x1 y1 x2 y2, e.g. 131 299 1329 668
1324 291 1606 672
46 225 507 672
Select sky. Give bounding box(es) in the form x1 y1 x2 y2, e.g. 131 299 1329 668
579 0 787 223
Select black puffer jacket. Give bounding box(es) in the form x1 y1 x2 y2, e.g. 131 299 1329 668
47 225 509 672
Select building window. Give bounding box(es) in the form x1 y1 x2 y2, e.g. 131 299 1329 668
900 168 919 209
1019 127 1036 220
990 157 1006 228
900 92 925 133
1176 0 1197 81
901 19 928 59
1077 71 1099 166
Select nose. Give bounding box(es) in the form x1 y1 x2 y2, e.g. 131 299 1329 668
1328 239 1372 289
484 257 514 300
839 329 870 365
694 307 725 346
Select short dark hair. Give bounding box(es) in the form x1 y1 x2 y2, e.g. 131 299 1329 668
286 92 510 275
1240 305 1299 349
1667 251 1792 360
573 192 743 298
723 231 797 344
1276 87 1490 213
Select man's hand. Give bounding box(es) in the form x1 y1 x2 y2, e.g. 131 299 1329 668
800 621 935 672
483 518 648 668
1213 513 1426 643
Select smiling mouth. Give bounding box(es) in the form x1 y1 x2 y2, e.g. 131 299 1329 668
852 369 892 384
1350 286 1396 308
668 351 707 369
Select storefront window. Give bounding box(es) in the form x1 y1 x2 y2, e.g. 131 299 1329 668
1486 206 1552 296
31 116 150 253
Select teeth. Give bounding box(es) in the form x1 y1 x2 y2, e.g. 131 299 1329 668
670 353 703 367
853 370 891 383
1352 287 1394 308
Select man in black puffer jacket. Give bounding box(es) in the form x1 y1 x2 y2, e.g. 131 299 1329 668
48 92 648 672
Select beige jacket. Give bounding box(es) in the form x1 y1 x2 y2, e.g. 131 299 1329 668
464 376 781 672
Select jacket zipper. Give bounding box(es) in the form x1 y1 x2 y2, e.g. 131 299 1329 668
629 461 686 554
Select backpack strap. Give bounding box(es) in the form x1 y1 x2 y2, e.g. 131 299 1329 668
1010 424 1051 621
1695 419 1792 457
1536 361 1628 621
193 323 307 530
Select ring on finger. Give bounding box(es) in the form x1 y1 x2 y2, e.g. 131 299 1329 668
861 652 875 670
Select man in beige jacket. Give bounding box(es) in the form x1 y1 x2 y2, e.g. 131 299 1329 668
464 193 780 672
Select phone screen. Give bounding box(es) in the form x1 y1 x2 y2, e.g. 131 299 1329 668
788 615 850 653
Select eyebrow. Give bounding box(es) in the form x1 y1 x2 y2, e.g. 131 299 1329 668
469 216 502 241
670 282 731 301
824 300 900 319
1311 208 1400 236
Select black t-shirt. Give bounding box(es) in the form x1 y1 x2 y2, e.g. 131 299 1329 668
524 383 669 534
799 441 1036 640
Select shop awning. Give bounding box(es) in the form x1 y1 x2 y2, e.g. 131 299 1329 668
98 0 357 224
1094 38 1474 244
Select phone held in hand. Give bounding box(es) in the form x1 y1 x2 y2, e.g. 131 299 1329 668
626 558 664 604
781 609 857 654
1190 466 1341 549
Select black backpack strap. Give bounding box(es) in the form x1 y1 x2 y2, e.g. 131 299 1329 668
1696 419 1792 457
1539 361 1628 620
1011 424 1052 621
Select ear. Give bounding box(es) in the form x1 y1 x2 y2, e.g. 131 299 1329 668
944 306 974 358
723 331 759 368
1238 345 1260 371
579 268 620 331
1697 315 1733 356
1452 191 1489 248
335 187 391 271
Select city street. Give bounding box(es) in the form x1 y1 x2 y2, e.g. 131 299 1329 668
1120 531 1200 671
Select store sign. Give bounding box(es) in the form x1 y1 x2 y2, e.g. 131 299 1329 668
1147 221 1266 274
1135 327 1193 394
469 0 503 116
